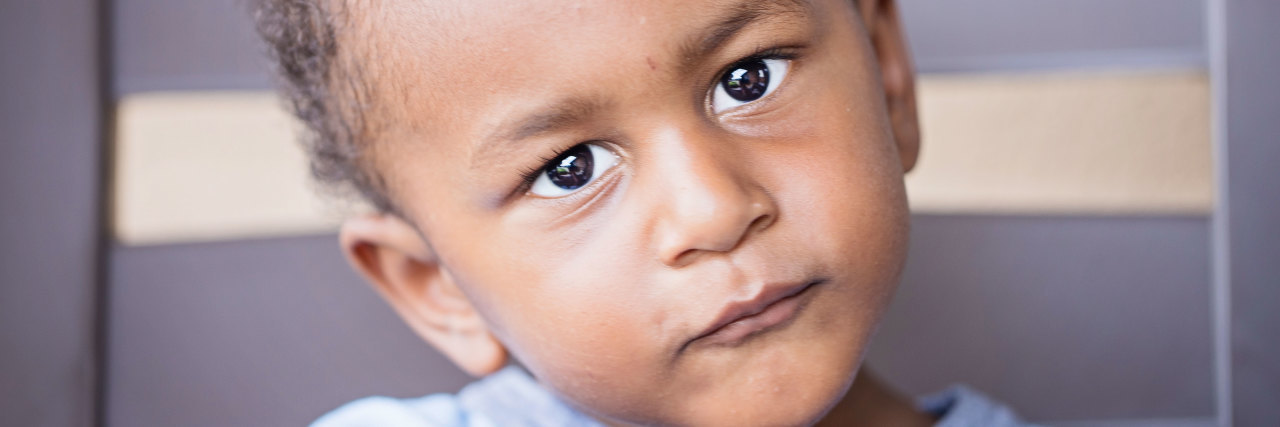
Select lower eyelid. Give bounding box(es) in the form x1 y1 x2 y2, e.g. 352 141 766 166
527 160 625 228
555 165 625 220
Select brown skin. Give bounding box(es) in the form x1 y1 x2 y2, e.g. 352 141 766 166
821 369 935 426
338 0 924 425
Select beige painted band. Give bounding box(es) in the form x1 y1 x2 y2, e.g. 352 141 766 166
906 69 1211 215
112 92 343 245
112 69 1211 246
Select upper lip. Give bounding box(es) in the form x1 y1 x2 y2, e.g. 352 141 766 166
687 279 821 346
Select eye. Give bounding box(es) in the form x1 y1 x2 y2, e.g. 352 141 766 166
529 143 619 197
711 57 790 113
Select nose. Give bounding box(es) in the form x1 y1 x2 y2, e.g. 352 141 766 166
651 128 778 268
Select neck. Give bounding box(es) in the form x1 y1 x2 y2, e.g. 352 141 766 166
816 367 936 427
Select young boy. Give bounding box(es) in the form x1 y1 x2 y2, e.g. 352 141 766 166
254 0 1032 425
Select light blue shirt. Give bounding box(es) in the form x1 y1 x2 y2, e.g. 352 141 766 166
314 366 1038 426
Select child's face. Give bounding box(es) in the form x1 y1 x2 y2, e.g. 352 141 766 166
343 0 916 424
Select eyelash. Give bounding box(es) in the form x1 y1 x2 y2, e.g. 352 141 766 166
710 46 799 93
512 46 801 195
518 148 563 190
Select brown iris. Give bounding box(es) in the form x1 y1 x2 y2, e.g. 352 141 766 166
720 58 770 102
545 144 594 190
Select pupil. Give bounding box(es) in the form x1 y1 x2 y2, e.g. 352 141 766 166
546 144 594 190
721 58 770 102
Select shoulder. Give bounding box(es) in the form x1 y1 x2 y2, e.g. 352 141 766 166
919 384 1044 427
311 366 603 427
311 394 467 427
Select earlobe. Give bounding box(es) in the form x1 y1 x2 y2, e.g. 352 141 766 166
339 214 509 377
861 0 921 172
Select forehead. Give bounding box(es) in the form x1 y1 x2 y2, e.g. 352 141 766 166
348 0 815 137
363 0 811 59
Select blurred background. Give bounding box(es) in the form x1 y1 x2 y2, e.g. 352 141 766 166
2 0 1277 425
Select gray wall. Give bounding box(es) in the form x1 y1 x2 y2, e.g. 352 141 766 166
112 0 272 94
107 237 471 426
106 0 1209 97
105 217 1215 425
871 215 1213 422
1220 1 1280 425
0 1 103 426
99 0 1225 425
7 0 1276 426
901 0 1205 72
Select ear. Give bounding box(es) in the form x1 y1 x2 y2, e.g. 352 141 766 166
339 213 508 377
858 0 920 172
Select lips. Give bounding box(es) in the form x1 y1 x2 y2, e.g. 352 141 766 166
687 279 823 349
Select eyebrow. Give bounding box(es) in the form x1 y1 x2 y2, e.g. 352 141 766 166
472 96 608 171
678 0 813 70
472 0 813 169
497 97 605 145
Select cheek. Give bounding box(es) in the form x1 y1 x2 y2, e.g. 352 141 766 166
754 55 911 335
760 68 908 260
440 214 673 405
796 124 910 300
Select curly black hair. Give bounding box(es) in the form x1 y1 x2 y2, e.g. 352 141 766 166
251 0 397 214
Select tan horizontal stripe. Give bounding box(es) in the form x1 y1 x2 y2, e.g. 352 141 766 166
906 69 1210 215
112 70 1211 245
113 92 342 245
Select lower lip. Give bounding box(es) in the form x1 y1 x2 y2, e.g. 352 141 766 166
698 282 818 347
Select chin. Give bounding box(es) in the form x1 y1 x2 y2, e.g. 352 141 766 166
571 355 859 427
671 296 870 425
687 376 856 427
680 343 864 426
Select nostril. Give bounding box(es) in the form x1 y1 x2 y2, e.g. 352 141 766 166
663 210 774 268
750 212 775 235
747 201 777 235
666 248 699 269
